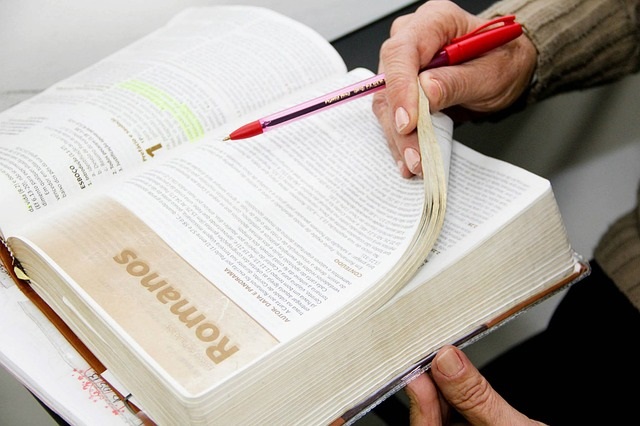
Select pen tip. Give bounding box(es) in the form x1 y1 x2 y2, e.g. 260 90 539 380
222 135 230 141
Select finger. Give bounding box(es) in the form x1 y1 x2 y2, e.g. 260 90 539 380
405 372 444 426
431 346 541 426
379 1 483 134
372 91 415 178
378 24 424 135
390 130 421 178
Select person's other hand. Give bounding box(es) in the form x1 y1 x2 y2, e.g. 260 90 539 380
372 0 537 177
405 345 543 425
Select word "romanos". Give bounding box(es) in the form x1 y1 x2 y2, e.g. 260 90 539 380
113 248 239 364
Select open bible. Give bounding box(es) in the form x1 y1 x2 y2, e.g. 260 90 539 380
0 6 586 425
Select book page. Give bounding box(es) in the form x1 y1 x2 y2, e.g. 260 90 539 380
9 71 454 394
399 141 556 295
0 6 346 235
105 71 454 341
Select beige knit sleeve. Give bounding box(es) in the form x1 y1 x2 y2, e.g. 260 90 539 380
480 0 640 103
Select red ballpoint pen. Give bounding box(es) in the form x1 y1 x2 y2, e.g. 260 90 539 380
224 15 522 141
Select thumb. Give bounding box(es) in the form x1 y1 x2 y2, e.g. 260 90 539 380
418 34 537 115
418 63 507 114
430 345 543 426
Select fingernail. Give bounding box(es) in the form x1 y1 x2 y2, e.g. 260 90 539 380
395 107 409 132
427 78 444 103
403 147 421 175
397 160 405 174
437 347 463 377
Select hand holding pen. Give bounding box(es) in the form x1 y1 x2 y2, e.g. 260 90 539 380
224 14 523 141
377 2 537 177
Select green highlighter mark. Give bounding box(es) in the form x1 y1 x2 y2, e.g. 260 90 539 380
119 80 204 142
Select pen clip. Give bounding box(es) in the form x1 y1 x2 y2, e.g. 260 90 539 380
442 15 522 66
451 15 518 44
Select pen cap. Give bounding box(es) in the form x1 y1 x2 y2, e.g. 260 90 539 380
444 15 523 65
